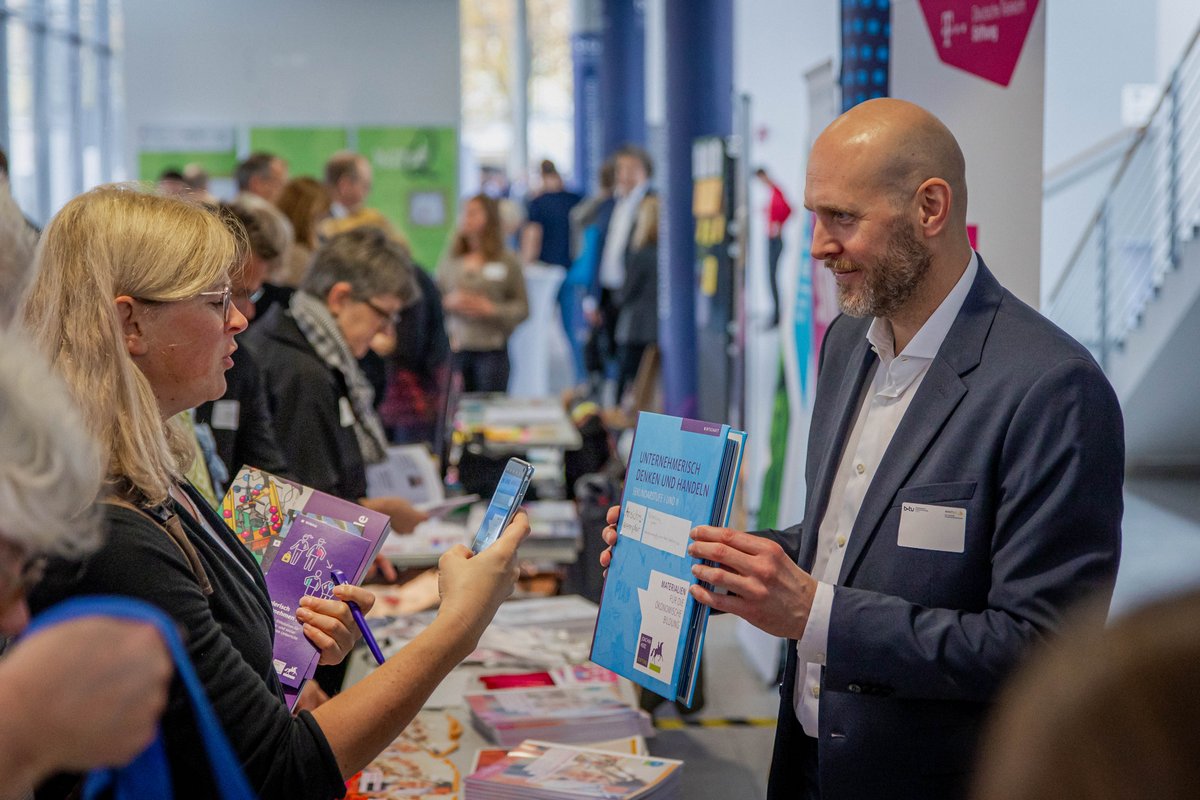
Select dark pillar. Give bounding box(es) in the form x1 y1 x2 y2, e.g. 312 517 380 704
571 0 604 192
654 0 733 419
600 0 646 154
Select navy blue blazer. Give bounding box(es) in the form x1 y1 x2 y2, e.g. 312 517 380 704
764 257 1124 800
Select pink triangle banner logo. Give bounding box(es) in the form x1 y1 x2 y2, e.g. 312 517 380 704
918 0 1041 88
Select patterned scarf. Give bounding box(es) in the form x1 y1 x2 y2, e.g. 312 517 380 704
288 290 389 464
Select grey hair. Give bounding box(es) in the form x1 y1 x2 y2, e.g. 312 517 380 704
0 183 38 328
0 329 102 557
301 225 416 304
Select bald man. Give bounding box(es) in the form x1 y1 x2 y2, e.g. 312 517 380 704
602 99 1123 799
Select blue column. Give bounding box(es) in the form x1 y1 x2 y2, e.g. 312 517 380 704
655 0 733 419
600 0 646 153
571 0 604 192
841 0 892 111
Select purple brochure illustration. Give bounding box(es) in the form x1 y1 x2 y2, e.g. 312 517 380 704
264 514 371 691
222 466 391 580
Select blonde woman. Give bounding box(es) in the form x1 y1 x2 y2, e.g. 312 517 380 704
22 186 528 799
612 194 659 401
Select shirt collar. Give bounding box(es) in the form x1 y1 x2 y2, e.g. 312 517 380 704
867 250 979 362
617 181 649 205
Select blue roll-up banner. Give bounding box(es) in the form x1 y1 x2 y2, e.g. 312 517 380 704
841 0 892 111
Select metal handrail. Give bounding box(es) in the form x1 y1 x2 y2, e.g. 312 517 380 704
1047 22 1200 368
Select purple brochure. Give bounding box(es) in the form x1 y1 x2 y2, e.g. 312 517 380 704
264 514 371 691
222 466 392 579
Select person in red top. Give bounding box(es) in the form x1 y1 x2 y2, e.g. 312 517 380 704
756 167 793 328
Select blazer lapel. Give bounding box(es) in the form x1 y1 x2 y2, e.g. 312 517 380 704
836 359 967 584
836 258 1004 585
799 334 875 571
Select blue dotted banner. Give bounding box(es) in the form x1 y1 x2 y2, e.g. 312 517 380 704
841 0 891 111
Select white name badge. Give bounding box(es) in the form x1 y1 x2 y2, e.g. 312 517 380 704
338 397 356 428
897 502 966 553
210 399 240 431
482 262 507 281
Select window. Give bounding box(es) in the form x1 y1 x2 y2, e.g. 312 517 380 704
0 0 123 225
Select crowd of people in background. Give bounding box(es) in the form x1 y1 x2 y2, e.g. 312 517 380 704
150 144 665 417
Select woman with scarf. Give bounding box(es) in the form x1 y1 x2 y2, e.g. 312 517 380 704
247 225 426 533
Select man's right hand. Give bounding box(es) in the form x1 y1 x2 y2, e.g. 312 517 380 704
0 617 172 779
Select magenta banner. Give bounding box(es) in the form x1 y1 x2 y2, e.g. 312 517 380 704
918 0 1040 87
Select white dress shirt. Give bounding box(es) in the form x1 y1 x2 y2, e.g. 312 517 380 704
598 182 649 291
793 252 979 737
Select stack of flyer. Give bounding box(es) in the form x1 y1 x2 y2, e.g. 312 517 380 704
464 740 682 800
465 684 653 747
590 412 746 708
220 466 392 708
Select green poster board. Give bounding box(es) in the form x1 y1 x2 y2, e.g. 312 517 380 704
138 150 237 183
357 126 458 270
248 127 349 181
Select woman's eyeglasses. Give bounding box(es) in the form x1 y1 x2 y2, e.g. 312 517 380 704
197 286 233 323
131 285 234 324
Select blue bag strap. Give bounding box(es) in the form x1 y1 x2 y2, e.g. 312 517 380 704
23 596 257 800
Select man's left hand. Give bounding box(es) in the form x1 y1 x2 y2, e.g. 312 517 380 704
688 526 818 640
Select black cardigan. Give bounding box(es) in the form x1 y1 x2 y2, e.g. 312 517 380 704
244 305 368 502
29 483 347 799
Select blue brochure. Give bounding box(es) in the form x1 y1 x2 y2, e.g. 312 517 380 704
590 412 746 706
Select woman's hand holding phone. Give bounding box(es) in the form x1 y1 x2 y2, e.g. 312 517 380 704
436 511 531 648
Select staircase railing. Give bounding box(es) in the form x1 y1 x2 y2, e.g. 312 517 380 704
1047 24 1200 370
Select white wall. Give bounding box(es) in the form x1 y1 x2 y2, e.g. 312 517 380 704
1044 1 1157 169
1040 1 1200 301
1041 0 1158 299
890 0 1046 308
1156 0 1200 84
121 0 460 169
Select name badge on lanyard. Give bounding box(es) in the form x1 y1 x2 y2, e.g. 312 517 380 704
338 397 356 428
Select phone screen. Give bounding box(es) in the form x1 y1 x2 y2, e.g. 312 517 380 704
470 458 534 553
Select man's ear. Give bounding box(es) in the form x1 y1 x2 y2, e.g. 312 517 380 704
325 281 354 316
114 296 148 357
915 178 953 238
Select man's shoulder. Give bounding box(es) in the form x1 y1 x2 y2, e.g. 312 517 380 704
987 289 1102 373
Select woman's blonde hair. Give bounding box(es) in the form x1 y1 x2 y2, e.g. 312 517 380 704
631 194 659 251
21 185 244 507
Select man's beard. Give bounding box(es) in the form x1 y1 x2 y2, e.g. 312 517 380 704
828 219 933 318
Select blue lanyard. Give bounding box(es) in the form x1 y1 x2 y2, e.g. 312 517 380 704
23 596 257 800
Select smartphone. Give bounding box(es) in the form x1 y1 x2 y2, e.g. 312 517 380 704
470 458 535 553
